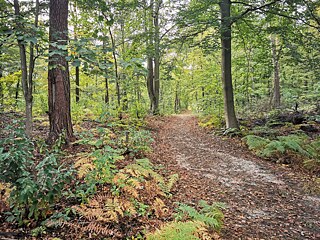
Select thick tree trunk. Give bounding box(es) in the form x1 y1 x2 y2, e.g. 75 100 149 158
271 35 280 108
220 0 239 129
47 0 74 144
147 57 155 112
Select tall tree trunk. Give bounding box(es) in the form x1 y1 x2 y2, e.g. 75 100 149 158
271 35 280 108
14 0 39 136
145 0 156 113
73 1 80 103
102 39 109 104
153 0 161 115
0 63 3 108
108 27 121 109
75 62 80 103
47 0 74 144
220 0 239 129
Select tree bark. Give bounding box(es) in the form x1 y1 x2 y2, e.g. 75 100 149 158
108 27 121 109
271 35 281 108
75 62 80 103
47 0 74 144
220 0 239 129
153 0 161 115
0 62 3 108
145 0 156 113
102 39 109 104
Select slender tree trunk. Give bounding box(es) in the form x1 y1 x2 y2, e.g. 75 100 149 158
14 0 39 136
220 0 239 129
75 62 80 103
15 79 20 102
47 0 74 144
108 27 121 109
145 0 156 113
271 35 280 108
0 63 3 108
73 1 80 103
153 0 161 115
102 39 109 104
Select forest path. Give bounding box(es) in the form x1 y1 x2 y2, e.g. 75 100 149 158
148 114 320 239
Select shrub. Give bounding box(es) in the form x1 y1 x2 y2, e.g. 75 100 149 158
0 124 73 224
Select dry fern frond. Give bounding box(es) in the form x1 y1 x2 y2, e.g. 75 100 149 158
195 223 221 240
112 172 128 184
83 222 112 235
122 199 137 216
105 197 124 220
74 156 95 179
77 163 95 179
122 185 139 198
166 174 179 192
152 197 168 218
144 180 165 199
74 156 93 168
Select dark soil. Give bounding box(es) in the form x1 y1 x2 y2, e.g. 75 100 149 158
147 114 320 240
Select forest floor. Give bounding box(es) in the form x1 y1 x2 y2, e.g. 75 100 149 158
147 113 320 240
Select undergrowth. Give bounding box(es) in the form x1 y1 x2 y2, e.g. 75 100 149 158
243 134 320 171
0 117 225 239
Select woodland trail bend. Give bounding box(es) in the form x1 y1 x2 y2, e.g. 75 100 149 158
150 114 320 240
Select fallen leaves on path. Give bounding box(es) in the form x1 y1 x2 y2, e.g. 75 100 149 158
147 114 320 240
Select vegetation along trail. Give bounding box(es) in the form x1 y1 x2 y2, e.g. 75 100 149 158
149 114 320 239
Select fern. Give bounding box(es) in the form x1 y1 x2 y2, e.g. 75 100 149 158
161 173 179 194
243 135 270 152
175 201 225 231
261 140 286 157
152 197 168 218
146 221 203 240
244 134 316 159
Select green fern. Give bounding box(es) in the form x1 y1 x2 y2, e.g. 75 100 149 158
175 201 225 231
261 140 286 157
278 135 311 157
146 221 202 240
243 135 270 152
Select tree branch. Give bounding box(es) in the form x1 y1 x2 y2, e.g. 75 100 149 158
231 0 282 24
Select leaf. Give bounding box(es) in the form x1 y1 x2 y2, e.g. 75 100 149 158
72 59 81 67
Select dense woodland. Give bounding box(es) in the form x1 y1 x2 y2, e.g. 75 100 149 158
0 0 319 239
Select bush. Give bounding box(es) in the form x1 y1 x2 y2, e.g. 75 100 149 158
0 124 73 224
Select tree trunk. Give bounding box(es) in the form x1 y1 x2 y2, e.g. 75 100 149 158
271 35 280 108
14 0 40 136
73 1 80 103
145 0 156 113
47 0 74 144
0 63 3 107
153 0 161 115
75 63 80 103
220 0 239 129
108 27 121 109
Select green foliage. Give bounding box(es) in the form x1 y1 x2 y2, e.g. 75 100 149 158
244 134 320 169
175 201 225 231
0 124 73 224
146 221 203 240
243 135 270 152
87 147 122 184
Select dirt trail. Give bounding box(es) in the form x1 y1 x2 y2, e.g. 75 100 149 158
149 114 320 239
